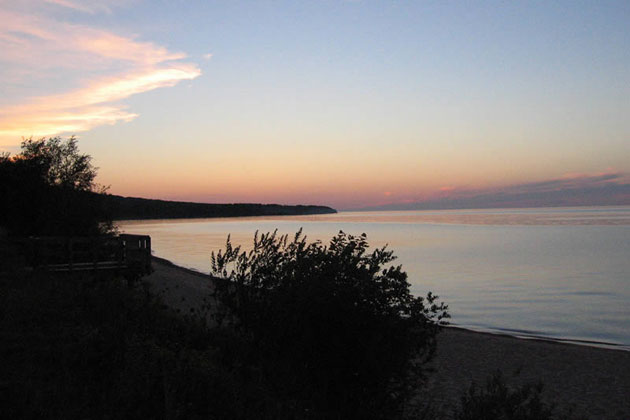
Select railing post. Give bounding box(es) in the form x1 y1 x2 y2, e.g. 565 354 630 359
68 238 73 272
92 238 97 273
146 236 151 273
31 237 37 269
118 237 123 271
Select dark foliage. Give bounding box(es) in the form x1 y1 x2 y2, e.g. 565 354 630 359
0 271 263 420
101 194 336 221
455 371 588 420
0 240 588 420
211 230 449 419
20 137 97 191
0 137 113 236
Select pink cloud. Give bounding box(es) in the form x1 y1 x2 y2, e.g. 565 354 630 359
75 32 187 65
0 5 202 146
0 9 186 68
357 172 630 210
0 65 200 140
489 172 628 195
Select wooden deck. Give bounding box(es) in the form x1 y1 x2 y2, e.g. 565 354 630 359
5 234 152 277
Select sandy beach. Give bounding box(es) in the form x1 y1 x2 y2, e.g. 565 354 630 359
425 328 630 419
144 257 630 419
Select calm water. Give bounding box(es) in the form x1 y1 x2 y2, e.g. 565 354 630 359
118 207 630 349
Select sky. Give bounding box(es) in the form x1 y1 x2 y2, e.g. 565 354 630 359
1 0 629 210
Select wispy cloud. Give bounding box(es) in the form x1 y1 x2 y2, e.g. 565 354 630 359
360 172 630 211
0 3 201 146
0 65 200 138
42 0 131 14
43 0 108 14
489 173 625 196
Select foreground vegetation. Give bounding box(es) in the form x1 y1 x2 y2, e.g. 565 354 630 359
0 270 251 419
210 230 448 418
0 237 586 420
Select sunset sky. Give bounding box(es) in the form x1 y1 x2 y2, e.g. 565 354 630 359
1 0 629 210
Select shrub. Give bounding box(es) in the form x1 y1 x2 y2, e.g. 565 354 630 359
455 371 588 420
211 230 449 419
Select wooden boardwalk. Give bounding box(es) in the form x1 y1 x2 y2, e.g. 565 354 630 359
5 234 152 277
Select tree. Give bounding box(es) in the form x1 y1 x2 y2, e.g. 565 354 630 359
0 136 112 236
20 136 97 191
211 230 449 419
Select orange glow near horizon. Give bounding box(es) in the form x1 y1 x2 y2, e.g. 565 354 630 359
100 151 630 209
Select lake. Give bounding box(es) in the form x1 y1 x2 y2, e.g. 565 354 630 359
118 206 630 349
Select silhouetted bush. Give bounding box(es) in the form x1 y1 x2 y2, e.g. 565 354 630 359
211 230 449 419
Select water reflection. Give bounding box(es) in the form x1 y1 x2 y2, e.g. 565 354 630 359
119 207 630 348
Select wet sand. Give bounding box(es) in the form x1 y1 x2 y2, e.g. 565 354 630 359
145 257 630 419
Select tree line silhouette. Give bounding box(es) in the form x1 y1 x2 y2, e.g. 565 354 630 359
0 137 335 237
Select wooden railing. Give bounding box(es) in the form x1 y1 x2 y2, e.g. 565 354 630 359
6 234 152 277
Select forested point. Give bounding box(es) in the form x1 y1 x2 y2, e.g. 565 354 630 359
0 136 336 237
101 194 337 221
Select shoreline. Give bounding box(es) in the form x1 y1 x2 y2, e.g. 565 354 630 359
144 256 630 418
445 324 630 352
151 255 215 279
149 255 629 353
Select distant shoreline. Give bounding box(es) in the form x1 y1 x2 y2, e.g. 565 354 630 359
100 193 337 221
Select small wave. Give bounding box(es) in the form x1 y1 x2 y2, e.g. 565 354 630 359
448 323 630 351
